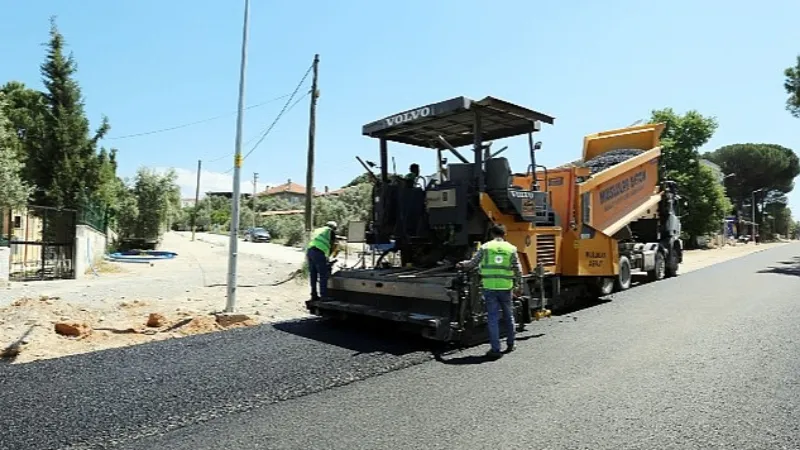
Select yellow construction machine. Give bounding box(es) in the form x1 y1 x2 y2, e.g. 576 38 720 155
306 96 683 344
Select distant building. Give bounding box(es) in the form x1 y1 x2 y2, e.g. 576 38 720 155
257 179 319 205
180 198 196 208
316 186 346 197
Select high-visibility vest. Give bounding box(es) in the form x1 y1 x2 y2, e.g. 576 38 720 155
479 240 517 291
307 227 332 256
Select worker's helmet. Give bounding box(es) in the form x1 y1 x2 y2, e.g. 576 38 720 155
326 221 338 230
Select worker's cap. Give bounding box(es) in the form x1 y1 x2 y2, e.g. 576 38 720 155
326 221 338 230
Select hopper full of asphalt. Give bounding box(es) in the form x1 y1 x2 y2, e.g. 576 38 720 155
0 318 436 450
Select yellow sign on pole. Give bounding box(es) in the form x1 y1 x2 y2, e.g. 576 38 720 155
234 153 243 168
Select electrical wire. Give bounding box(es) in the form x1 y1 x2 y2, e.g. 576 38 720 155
105 94 291 140
209 91 310 170
242 63 314 161
221 90 311 174
216 63 314 174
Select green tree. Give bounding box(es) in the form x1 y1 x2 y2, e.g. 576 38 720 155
650 108 718 174
704 143 799 201
672 165 732 239
784 55 800 118
648 108 730 243
703 143 800 227
33 17 111 209
114 177 139 239
0 93 34 209
0 81 46 168
116 168 181 240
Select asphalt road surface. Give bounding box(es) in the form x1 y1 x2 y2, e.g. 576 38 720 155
2 244 799 450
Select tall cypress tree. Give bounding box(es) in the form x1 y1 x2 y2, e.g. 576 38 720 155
37 17 110 210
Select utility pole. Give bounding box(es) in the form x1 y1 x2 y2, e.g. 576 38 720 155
191 159 202 241
226 0 250 314
252 172 258 228
751 188 763 241
304 54 320 234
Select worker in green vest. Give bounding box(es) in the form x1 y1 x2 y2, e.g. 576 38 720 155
404 163 420 187
306 221 338 301
456 223 523 358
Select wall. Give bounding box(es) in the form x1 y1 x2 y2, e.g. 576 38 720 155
0 247 9 287
74 224 108 279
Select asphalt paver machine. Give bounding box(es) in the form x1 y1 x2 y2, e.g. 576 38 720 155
306 95 683 345
306 96 556 343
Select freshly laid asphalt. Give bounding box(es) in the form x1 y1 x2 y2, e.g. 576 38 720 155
2 244 800 450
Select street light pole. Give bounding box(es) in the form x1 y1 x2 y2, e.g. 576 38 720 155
751 188 763 242
721 173 735 243
226 0 250 313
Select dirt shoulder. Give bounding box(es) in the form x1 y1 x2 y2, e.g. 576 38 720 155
680 241 788 273
0 236 790 364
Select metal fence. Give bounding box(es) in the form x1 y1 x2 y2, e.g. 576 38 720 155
78 200 109 233
6 205 77 281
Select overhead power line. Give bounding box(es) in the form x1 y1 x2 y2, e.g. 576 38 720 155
105 94 291 140
209 92 310 169
242 64 314 161
218 63 315 174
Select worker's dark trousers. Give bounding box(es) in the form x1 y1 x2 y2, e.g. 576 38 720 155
484 289 515 353
307 247 329 299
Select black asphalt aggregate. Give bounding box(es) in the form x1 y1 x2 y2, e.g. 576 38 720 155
3 244 800 449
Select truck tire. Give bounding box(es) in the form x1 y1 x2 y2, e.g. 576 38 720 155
665 248 679 278
646 251 666 282
615 255 632 291
588 277 614 298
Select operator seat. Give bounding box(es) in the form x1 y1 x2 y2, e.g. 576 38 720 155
485 157 523 215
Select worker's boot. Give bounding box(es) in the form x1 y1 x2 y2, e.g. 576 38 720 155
485 349 503 359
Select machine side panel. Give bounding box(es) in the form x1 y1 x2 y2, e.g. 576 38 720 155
581 152 661 234
478 193 561 275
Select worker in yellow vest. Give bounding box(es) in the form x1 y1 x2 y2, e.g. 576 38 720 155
456 223 523 358
306 221 338 301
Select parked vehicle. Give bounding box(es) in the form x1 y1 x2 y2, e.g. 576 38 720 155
243 227 271 242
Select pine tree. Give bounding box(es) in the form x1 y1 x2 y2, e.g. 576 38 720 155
37 17 110 210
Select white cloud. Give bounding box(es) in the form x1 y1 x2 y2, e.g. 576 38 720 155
155 167 277 199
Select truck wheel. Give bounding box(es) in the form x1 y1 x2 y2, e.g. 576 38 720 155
646 251 666 282
588 277 614 298
615 256 632 291
665 249 679 278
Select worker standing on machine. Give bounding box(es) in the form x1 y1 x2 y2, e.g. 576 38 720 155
306 221 338 301
456 223 523 358
404 163 420 187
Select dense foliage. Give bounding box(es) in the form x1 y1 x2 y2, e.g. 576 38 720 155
648 108 733 243
784 55 800 119
172 181 373 247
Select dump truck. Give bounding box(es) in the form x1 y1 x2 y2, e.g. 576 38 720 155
306 95 683 344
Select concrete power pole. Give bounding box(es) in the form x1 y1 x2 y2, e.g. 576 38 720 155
252 172 258 228
304 54 320 234
225 0 250 314
191 159 202 241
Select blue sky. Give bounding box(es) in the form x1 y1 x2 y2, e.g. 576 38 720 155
3 0 800 217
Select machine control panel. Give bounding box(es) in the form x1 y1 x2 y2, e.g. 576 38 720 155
426 188 457 209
